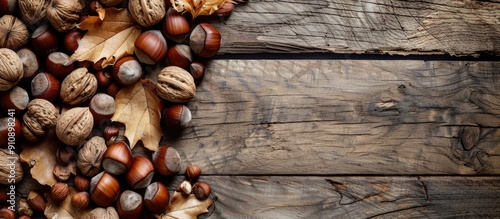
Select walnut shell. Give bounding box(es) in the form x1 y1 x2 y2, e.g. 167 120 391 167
0 15 29 50
128 0 166 27
46 0 83 32
60 68 98 105
0 149 23 184
19 0 50 25
83 207 119 219
56 107 94 146
0 48 24 91
77 136 107 177
156 66 196 103
22 99 59 142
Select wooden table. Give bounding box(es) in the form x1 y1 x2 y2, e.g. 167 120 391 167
164 0 500 218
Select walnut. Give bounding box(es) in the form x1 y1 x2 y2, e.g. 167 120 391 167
18 0 50 25
156 66 196 103
0 149 23 185
56 107 94 146
60 68 98 105
77 136 106 177
0 48 24 91
128 0 166 27
46 0 83 32
83 207 119 219
22 99 59 142
0 15 29 50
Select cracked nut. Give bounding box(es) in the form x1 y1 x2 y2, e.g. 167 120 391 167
60 68 98 105
156 66 196 103
56 107 94 146
128 0 166 27
22 99 59 142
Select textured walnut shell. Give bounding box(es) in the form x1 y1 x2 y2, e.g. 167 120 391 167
19 0 50 25
0 48 24 91
0 149 23 184
46 0 83 32
156 66 196 103
56 107 94 146
128 0 166 27
77 136 107 177
0 15 29 50
60 68 98 105
22 99 59 142
83 207 119 219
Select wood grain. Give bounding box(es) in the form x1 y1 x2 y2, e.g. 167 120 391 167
190 176 500 218
159 60 500 175
213 0 500 56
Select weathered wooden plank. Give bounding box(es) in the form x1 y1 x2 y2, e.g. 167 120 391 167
159 60 500 175
214 0 500 56
185 176 500 218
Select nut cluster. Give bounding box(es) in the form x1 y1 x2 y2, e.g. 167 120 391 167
0 0 236 217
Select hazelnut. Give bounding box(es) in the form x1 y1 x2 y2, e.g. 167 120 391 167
31 25 59 57
22 99 59 142
45 52 75 78
27 191 45 212
190 23 221 58
56 107 94 146
0 206 15 219
89 93 115 124
102 141 133 175
50 182 69 203
112 56 143 86
176 180 192 195
64 30 83 53
53 164 71 181
90 171 120 207
152 146 181 177
126 156 155 189
0 15 29 50
96 70 114 88
193 182 211 200
167 44 192 69
46 0 83 32
162 8 190 43
0 86 29 115
31 72 60 102
134 30 168 65
18 0 50 25
144 182 169 213
0 48 24 91
56 145 74 165
189 62 206 85
116 190 143 219
16 48 39 80
215 2 235 17
77 136 107 177
74 174 90 191
60 68 98 105
106 82 122 98
128 0 166 27
71 191 90 209
186 164 201 181
156 66 196 103
0 117 21 148
162 104 192 131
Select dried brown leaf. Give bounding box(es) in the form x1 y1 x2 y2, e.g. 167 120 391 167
111 79 163 151
68 7 141 68
20 131 77 186
171 0 235 19
155 192 214 219
45 187 92 219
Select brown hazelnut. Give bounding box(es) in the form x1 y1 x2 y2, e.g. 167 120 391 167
116 190 143 219
189 62 206 85
106 82 122 98
167 44 192 69
18 0 50 25
74 174 90 191
102 141 133 175
152 146 181 177
27 191 45 212
56 145 74 165
126 156 155 189
0 48 24 91
22 99 59 142
19 215 31 219
88 0 102 14
215 2 235 17
128 0 166 27
31 72 60 102
96 70 114 88
193 182 211 200
46 0 83 32
156 66 196 103
144 182 169 213
71 191 90 209
89 93 115 124
112 56 143 86
16 48 39 80
0 117 21 148
60 68 98 105
56 107 94 146
77 136 107 176
186 164 201 181
31 25 58 57
162 8 190 43
190 23 221 58
51 182 69 203
63 30 83 53
0 86 29 115
90 171 120 207
0 206 15 219
53 164 71 181
0 15 29 50
162 104 192 131
134 30 168 65
45 52 75 78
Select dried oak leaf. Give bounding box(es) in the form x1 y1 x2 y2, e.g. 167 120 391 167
68 7 141 68
45 187 92 219
156 192 214 219
20 131 77 186
111 79 163 151
171 0 236 19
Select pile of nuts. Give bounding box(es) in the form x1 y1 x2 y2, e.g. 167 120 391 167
0 0 237 218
